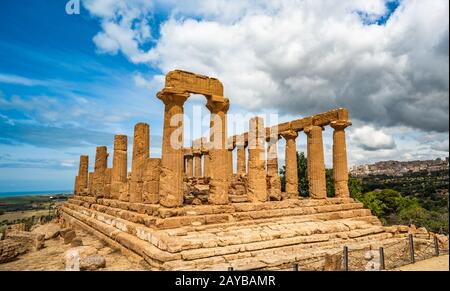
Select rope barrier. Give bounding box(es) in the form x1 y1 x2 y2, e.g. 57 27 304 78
290 234 449 271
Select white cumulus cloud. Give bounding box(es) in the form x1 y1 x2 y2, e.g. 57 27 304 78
350 125 396 151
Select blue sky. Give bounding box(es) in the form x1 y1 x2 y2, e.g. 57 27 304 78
0 0 448 192
0 1 161 191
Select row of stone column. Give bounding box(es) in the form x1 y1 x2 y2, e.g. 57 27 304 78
75 89 351 207
184 139 210 177
74 123 161 204
182 118 352 201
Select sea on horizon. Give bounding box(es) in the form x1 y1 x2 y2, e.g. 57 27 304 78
0 190 73 198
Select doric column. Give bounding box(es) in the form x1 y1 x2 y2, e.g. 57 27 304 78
281 130 298 198
88 172 94 195
206 98 230 205
75 155 89 195
111 135 127 200
247 117 267 202
193 149 202 177
142 158 161 204
92 146 108 198
104 168 112 198
236 135 247 176
227 138 236 178
185 149 194 177
129 123 150 203
304 125 327 199
267 136 281 200
330 120 352 198
157 90 189 207
201 138 210 177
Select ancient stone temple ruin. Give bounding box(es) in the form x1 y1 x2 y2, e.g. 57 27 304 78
60 70 443 270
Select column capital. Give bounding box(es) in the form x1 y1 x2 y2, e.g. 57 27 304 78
280 130 298 140
206 97 230 114
183 148 193 157
235 134 248 148
304 125 324 135
157 90 189 106
226 137 236 150
266 134 280 143
330 120 352 130
192 149 202 156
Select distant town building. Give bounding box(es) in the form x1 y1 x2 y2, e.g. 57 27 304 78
350 157 449 177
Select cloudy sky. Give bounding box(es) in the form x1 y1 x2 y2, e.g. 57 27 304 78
0 0 448 192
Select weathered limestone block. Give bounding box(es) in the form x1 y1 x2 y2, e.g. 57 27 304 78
305 125 327 199
142 158 161 204
236 134 247 176
92 146 108 199
75 155 89 195
281 130 299 198
227 137 235 178
104 168 112 199
185 150 193 177
206 99 230 205
227 149 234 177
80 255 106 271
158 91 189 207
111 134 128 200
164 70 224 97
0 239 27 263
192 138 203 177
330 120 351 198
247 117 267 202
130 123 150 203
202 151 210 177
323 253 342 271
88 172 94 195
267 136 281 200
31 223 61 240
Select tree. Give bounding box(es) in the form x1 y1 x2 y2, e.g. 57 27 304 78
348 176 363 199
297 152 309 197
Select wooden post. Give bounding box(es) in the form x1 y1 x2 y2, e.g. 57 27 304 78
434 235 440 257
408 234 415 263
379 247 385 270
343 246 349 271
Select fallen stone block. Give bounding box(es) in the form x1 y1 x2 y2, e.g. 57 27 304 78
31 223 61 240
80 255 106 271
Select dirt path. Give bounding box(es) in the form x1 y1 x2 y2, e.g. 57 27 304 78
393 255 449 271
0 228 146 271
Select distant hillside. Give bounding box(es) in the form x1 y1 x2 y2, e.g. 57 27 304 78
359 169 449 212
350 157 449 177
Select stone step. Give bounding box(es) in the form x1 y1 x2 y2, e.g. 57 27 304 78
229 195 249 203
69 196 361 218
168 224 387 261
61 202 382 257
60 203 393 271
66 197 375 231
67 197 370 225
162 232 398 270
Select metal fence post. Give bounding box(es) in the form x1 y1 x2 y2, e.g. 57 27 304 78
379 247 385 270
343 246 349 271
293 263 299 271
434 236 440 257
408 234 415 263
